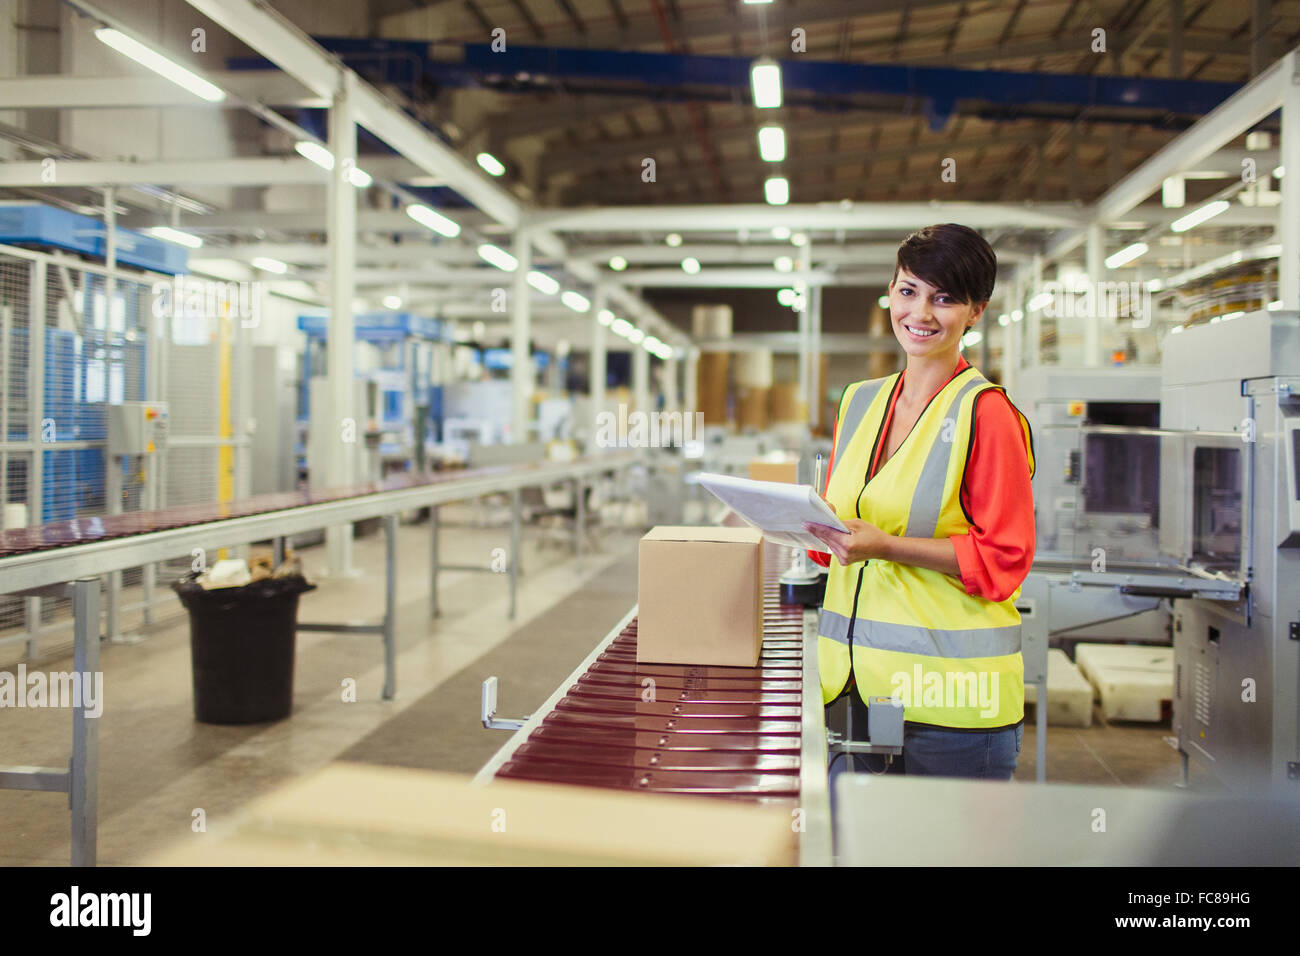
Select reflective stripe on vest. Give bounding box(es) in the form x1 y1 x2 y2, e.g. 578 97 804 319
816 366 1033 729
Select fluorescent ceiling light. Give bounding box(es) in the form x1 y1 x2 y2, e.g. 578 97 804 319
611 318 633 337
1145 278 1165 292
144 226 202 249
750 57 782 108
776 256 794 272
347 166 372 188
1105 241 1149 269
527 270 560 295
757 126 786 162
1274 166 1285 178
764 176 790 206
477 243 517 271
961 330 983 348
666 233 683 247
997 314 1010 326
771 226 791 240
252 256 288 274
877 294 889 308
383 295 402 310
1028 291 1053 311
1011 309 1023 322
560 290 591 312
681 257 701 274
476 152 506 176
1170 199 1230 233
626 328 645 344
1161 176 1185 209
94 28 225 103
295 140 334 170
791 232 807 247
406 203 461 238
609 255 628 271
777 288 797 307
597 309 615 326
643 335 663 352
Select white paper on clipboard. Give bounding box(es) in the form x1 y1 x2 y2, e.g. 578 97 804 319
697 472 848 550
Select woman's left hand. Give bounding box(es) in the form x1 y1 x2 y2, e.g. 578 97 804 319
803 519 892 565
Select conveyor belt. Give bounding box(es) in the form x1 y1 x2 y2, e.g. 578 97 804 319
492 546 807 807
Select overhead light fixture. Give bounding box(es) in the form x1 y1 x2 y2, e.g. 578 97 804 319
961 330 983 348
666 233 683 247
383 294 402 310
477 243 518 271
777 288 797 307
1146 278 1165 292
750 56 782 109
476 152 506 176
1161 176 1185 209
293 141 372 188
527 270 560 295
791 232 807 247
1171 199 1230 233
406 203 461 238
997 314 1010 327
94 27 225 103
611 318 633 337
775 256 794 272
1028 291 1053 311
597 309 615 326
1274 165 1285 178
681 257 701 274
1011 309 1023 322
251 256 288 274
757 126 786 162
771 226 791 240
764 176 790 206
609 255 628 271
876 294 889 308
643 335 663 353
560 290 591 312
144 226 202 249
1105 241 1149 269
627 328 645 344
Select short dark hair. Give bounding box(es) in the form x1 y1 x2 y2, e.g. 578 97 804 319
893 223 997 304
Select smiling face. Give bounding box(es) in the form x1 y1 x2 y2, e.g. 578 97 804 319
888 268 987 360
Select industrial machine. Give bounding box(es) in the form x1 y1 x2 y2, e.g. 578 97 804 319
1161 310 1300 794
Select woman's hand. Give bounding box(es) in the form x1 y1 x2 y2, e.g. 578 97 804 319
803 518 893 566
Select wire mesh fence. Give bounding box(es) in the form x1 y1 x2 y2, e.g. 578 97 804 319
0 244 249 662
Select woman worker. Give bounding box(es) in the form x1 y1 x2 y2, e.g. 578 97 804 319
803 223 1036 781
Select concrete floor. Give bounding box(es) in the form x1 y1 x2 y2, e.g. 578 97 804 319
0 506 1221 865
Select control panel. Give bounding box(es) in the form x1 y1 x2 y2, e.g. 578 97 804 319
107 401 169 457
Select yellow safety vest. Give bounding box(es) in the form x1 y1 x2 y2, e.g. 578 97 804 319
818 365 1035 729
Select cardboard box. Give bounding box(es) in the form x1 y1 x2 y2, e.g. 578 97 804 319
749 458 799 484
735 385 769 430
145 763 795 866
767 383 804 423
637 526 764 667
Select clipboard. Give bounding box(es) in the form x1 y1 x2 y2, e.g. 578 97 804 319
697 472 849 550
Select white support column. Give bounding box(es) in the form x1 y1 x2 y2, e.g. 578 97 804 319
665 355 679 415
1084 222 1104 366
1028 254 1044 367
809 284 823 430
590 286 608 451
325 70 358 576
685 348 699 419
511 227 532 443
633 340 650 417
1282 61 1300 310
798 242 812 422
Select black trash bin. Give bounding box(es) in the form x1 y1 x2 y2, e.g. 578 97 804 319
172 573 316 724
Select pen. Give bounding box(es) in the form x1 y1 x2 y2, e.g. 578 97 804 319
813 453 824 495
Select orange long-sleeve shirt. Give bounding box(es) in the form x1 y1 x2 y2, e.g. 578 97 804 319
809 357 1035 602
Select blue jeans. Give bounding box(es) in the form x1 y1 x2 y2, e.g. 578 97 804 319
827 713 1024 809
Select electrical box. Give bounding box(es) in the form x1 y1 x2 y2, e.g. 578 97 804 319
107 401 169 457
